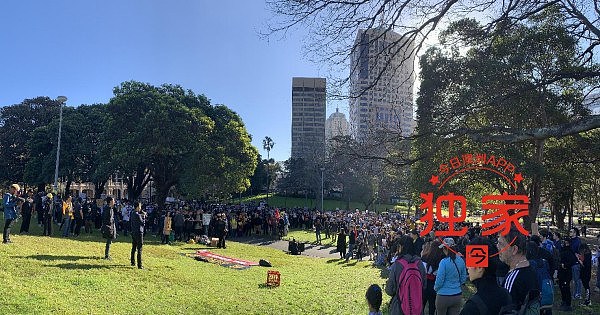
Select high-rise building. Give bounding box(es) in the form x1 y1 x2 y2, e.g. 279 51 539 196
349 28 415 141
325 107 349 153
325 107 349 140
291 77 326 158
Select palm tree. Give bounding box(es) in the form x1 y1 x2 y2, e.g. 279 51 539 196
262 136 275 201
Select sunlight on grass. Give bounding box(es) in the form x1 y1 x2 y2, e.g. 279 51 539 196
0 226 387 314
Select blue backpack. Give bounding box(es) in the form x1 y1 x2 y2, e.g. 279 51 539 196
529 258 553 306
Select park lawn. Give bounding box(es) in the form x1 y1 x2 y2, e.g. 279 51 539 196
0 226 387 314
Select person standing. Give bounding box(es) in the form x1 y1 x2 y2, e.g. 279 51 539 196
579 243 592 306
215 213 228 249
337 229 347 259
61 195 74 237
498 228 540 313
72 198 84 236
434 238 467 315
130 201 145 269
3 184 21 244
569 228 583 299
459 237 513 315
101 197 117 259
557 239 577 311
19 189 34 234
42 193 54 236
162 211 172 245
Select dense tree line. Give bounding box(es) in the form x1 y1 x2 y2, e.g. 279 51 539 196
0 81 258 209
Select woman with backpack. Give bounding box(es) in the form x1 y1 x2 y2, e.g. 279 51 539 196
434 237 467 315
459 237 513 315
421 240 444 315
385 235 426 315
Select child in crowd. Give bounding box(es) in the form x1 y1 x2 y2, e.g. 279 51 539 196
366 284 383 315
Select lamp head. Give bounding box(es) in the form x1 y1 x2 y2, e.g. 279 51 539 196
56 96 68 103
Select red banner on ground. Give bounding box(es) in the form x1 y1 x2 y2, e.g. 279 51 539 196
195 250 259 267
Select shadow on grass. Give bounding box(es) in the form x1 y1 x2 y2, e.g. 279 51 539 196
16 254 92 261
258 283 279 289
46 262 129 270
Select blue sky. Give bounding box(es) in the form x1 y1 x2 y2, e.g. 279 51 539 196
0 0 341 162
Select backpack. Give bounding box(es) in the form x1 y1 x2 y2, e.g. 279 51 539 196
397 258 423 315
495 290 540 315
529 258 554 306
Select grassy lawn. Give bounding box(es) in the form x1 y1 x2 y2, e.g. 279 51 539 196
0 224 386 314
1 223 598 314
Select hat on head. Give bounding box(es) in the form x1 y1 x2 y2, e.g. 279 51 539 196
439 237 456 248
10 183 20 191
46 193 53 199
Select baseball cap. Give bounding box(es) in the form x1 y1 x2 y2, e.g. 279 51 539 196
439 237 456 248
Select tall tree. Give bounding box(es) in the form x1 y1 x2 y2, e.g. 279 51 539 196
107 81 214 208
412 10 599 225
0 97 60 184
262 136 275 199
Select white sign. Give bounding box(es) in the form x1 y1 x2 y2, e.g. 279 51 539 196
202 213 211 225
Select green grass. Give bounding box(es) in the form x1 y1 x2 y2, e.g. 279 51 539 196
2 224 599 314
0 224 386 314
239 194 409 213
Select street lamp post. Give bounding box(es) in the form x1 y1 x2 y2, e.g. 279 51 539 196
53 96 67 194
320 167 325 212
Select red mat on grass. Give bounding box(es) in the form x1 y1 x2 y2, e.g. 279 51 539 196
195 250 259 267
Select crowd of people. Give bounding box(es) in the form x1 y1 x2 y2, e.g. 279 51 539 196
4 183 600 314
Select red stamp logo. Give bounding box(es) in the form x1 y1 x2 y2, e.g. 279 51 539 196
466 245 488 268
419 153 529 267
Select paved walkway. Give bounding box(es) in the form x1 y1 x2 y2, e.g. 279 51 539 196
233 236 341 259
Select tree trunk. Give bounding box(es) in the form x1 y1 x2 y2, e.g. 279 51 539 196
65 179 72 196
126 166 151 201
554 203 566 230
526 139 545 230
94 180 107 199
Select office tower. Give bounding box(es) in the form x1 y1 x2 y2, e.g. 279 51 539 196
325 107 349 154
349 27 415 141
291 77 326 158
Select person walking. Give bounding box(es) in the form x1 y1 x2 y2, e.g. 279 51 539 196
101 197 117 259
3 184 21 244
130 201 145 269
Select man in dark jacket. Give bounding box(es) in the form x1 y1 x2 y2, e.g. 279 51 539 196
215 213 228 249
101 197 117 260
130 201 145 269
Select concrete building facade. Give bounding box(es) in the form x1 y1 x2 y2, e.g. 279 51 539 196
291 77 326 158
349 28 415 141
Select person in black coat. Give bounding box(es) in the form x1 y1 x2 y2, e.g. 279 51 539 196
460 237 513 315
215 213 227 249
101 197 117 260
558 239 577 311
337 229 347 259
130 201 145 269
